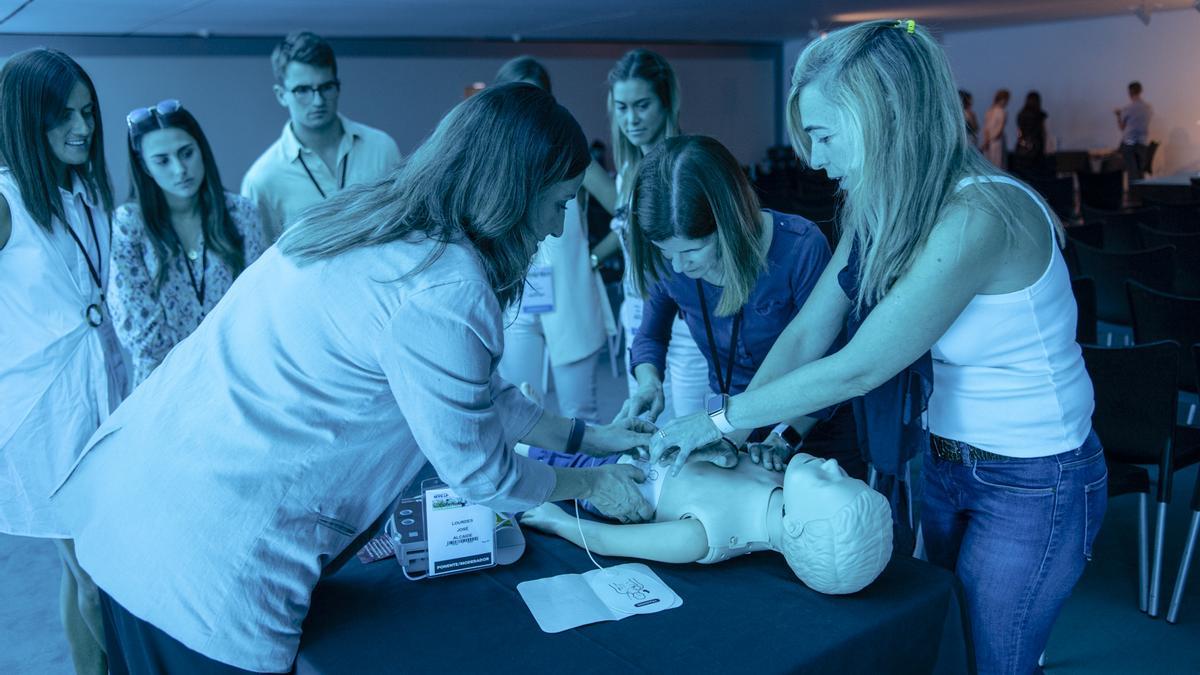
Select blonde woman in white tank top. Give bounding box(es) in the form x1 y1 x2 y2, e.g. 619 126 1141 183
650 22 1105 675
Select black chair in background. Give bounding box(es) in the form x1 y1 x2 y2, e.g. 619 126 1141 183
1135 224 1200 297
1145 200 1200 234
1128 281 1200 426
1083 341 1200 616
1079 170 1125 211
1063 224 1103 277
1072 276 1098 345
1028 175 1076 223
1081 205 1158 252
1166 343 1200 624
1072 243 1174 325
1055 151 1091 176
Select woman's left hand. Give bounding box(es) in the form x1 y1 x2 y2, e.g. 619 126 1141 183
648 412 723 476
586 416 658 458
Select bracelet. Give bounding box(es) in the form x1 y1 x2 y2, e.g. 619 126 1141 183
566 417 586 455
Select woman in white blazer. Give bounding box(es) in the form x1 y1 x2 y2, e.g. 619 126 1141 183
0 49 127 675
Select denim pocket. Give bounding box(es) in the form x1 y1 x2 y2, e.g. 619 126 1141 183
1083 472 1108 561
971 461 1058 496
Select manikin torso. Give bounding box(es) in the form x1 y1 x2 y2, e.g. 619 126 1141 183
618 455 781 563
614 452 868 564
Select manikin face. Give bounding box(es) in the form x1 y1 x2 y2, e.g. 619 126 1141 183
781 453 869 530
652 235 723 285
612 78 668 149
139 127 205 204
798 84 861 184
275 62 340 132
46 80 95 169
530 174 585 242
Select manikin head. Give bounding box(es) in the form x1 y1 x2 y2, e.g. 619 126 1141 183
777 453 893 594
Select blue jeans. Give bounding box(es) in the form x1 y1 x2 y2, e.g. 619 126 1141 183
921 431 1107 675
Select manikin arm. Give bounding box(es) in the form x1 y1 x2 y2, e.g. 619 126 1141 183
521 502 709 564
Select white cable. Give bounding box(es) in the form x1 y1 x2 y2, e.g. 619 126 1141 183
574 499 605 571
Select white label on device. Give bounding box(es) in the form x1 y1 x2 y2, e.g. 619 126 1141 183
423 486 495 576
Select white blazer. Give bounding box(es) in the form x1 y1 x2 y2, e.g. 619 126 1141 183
0 169 126 537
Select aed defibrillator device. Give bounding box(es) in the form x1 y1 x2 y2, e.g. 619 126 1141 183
386 477 526 580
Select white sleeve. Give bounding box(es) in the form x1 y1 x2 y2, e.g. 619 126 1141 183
377 280 553 512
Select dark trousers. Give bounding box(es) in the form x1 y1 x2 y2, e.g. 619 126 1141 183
99 590 286 675
1122 143 1149 182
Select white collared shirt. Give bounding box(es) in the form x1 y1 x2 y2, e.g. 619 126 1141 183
0 169 127 537
52 234 552 671
241 114 402 241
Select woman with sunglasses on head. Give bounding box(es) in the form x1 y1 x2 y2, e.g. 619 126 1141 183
111 100 266 385
649 21 1102 675
592 48 710 422
0 48 127 675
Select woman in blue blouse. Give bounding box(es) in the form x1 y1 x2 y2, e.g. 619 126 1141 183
620 135 861 477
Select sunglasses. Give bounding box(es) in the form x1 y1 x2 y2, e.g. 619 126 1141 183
126 99 183 130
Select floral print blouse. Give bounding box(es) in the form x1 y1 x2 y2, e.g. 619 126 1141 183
108 192 266 385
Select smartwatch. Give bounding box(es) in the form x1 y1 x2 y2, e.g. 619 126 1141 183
706 393 736 434
772 422 805 451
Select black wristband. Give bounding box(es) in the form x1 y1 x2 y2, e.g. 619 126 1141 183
779 425 804 450
566 417 586 455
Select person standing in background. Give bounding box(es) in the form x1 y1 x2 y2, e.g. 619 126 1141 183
492 57 611 421
591 49 711 421
0 48 128 675
981 88 1009 168
110 100 267 385
1014 91 1050 177
1115 81 1153 181
959 90 979 147
241 31 401 241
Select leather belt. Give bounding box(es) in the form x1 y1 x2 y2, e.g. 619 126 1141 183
929 433 1016 462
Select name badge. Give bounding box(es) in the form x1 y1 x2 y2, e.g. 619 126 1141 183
423 481 496 577
521 266 555 314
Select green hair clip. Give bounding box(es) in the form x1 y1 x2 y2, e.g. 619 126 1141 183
897 19 916 34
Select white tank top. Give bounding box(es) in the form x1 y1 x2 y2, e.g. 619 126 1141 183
928 175 1094 457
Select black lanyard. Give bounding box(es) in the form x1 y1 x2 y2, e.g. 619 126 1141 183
298 151 349 199
63 203 106 327
696 280 742 395
183 243 207 307
63 203 103 295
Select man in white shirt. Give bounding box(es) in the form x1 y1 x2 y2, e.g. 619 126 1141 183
1114 81 1153 182
242 31 402 241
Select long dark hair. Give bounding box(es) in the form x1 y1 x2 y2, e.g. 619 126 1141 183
629 135 766 316
607 49 681 205
0 48 113 231
279 83 590 310
127 105 245 291
493 56 551 93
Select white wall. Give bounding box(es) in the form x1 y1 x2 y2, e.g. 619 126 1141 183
1 36 778 200
943 9 1200 175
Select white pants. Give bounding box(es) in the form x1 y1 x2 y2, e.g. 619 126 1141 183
500 313 600 423
621 295 710 422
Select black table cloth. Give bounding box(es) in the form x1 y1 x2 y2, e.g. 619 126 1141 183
298 528 970 674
